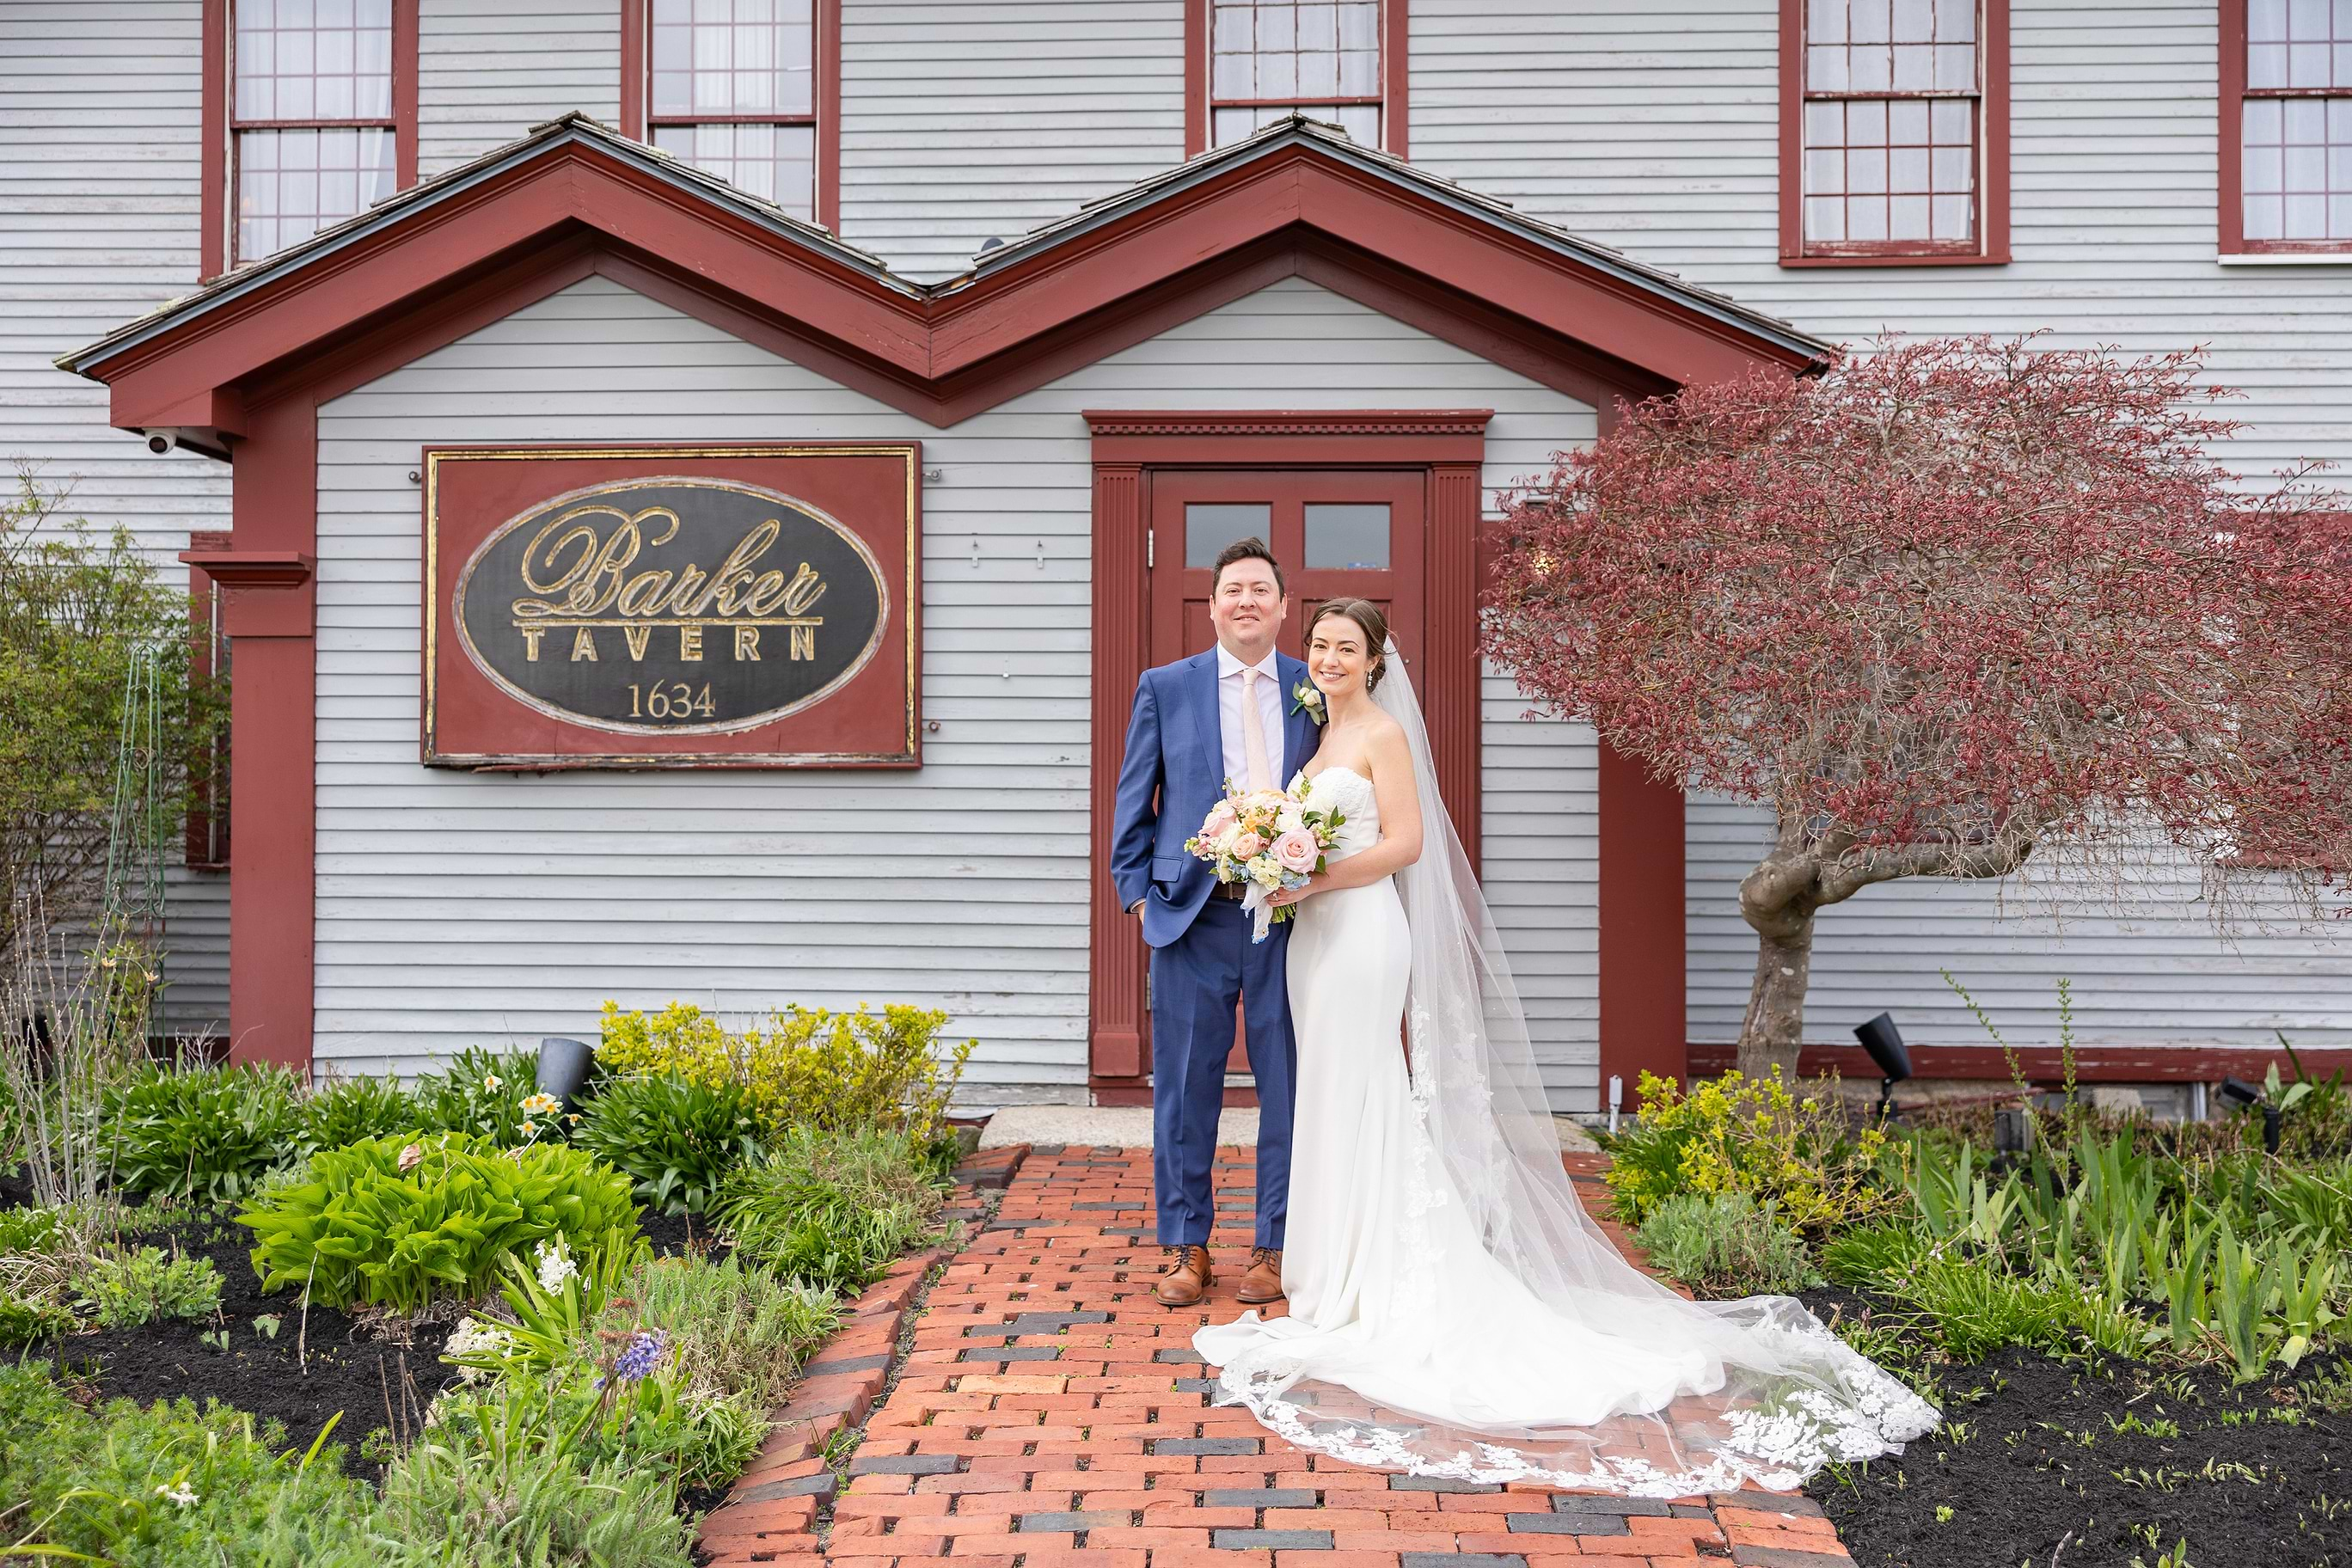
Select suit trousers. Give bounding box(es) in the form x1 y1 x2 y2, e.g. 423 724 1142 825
1150 894 1295 1251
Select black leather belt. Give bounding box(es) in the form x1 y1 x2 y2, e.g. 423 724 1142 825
1214 882 1247 900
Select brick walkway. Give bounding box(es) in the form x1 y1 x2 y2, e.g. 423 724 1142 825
701 1144 1853 1568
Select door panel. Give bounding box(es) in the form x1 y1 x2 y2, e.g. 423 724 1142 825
1147 469 1428 1077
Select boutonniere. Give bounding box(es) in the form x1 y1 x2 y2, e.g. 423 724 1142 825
1290 680 1326 723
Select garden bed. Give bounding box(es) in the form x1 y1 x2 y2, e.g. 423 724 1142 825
1804 1286 2351 1568
15 1199 723 1481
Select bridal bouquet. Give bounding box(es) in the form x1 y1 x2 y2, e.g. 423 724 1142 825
1185 775 1346 940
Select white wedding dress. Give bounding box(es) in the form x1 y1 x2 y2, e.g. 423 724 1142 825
1192 660 1939 1498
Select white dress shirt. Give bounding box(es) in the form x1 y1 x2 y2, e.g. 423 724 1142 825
1216 642 1287 793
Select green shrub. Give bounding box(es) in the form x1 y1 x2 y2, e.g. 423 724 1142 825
100 1061 306 1202
1635 1192 1822 1298
616 1252 838 1413
574 1073 763 1216
0 1291 77 1344
374 1387 696 1568
0 1363 374 1566
598 999 974 1140
1602 1068 1897 1235
1902 1256 2076 1360
303 1074 420 1153
238 1131 637 1312
0 1204 67 1254
76 1245 224 1327
712 1125 945 1295
1821 1220 1932 1290
413 1046 555 1146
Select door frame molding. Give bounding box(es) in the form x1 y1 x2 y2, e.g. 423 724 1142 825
1083 409 1493 1093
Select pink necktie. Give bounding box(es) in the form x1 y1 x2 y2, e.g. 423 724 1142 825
1240 667 1274 792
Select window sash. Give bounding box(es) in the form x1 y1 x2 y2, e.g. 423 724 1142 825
1209 0 1382 147
1798 0 1984 254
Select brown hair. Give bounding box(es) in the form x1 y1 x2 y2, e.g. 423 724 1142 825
1211 536 1284 594
1307 597 1391 693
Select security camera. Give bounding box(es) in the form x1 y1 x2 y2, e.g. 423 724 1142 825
146 433 171 455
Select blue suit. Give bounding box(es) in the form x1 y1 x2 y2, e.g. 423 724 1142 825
1110 647 1319 1250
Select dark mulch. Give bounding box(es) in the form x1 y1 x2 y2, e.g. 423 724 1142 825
20 1199 721 1482
23 1212 458 1482
1802 1286 2351 1568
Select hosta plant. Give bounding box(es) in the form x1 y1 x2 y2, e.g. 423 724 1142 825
238 1131 637 1312
573 1074 764 1215
101 1061 307 1203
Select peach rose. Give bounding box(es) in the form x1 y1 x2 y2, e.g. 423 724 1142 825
1229 830 1265 860
1271 830 1319 874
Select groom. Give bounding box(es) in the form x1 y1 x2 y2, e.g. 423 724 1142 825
1111 538 1319 1309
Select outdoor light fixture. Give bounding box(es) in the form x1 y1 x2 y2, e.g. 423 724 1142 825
2215 1076 2282 1152
1993 1106 2034 1157
1854 1012 1914 1119
536 1037 594 1108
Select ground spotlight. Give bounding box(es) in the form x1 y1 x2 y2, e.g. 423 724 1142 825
2219 1076 2261 1109
1854 1012 1913 1119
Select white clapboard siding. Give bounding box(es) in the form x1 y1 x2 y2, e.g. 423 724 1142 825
837 0 1185 279
313 272 1599 1106
0 0 232 1035
1687 798 2352 1054
1407 0 2352 480
417 0 621 177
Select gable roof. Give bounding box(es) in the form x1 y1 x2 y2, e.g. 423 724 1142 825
64 112 1834 438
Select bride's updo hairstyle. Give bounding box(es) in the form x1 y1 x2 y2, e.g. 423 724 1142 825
1306 597 1391 694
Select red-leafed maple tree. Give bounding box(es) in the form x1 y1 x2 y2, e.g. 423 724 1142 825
1481 336 2352 1081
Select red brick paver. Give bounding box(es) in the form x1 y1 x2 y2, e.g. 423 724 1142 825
701 1144 1852 1568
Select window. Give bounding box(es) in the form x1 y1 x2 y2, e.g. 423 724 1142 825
231 0 399 263
2223 0 2352 253
201 1 413 280
1186 0 1406 157
634 0 824 224
1779 0 2009 264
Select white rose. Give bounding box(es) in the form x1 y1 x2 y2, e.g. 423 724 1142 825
1276 807 1305 835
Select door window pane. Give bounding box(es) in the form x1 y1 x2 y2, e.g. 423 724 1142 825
1302 502 1389 568
1185 503 1271 570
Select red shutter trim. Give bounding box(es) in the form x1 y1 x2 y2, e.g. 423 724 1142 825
1090 462 1149 1081
1778 0 2010 267
621 0 647 139
393 0 419 188
1596 741 1687 1100
201 1 229 281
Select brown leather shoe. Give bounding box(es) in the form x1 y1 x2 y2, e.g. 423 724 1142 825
1236 1246 1284 1304
1154 1245 1213 1308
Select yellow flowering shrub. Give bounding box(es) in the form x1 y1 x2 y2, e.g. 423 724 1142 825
597 1000 975 1141
1602 1068 1897 1238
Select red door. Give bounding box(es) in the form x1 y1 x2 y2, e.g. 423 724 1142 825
1144 469 1428 1083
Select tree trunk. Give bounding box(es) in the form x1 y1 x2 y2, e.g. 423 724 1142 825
1735 842 1821 1081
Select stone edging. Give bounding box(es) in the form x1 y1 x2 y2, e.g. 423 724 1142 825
695 1143 1029 1566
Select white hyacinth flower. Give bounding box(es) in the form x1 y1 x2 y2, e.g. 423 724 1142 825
533 1238 578 1294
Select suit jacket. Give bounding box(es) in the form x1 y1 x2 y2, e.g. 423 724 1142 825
1110 647 1320 949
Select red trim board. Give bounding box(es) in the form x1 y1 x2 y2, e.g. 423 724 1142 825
1686 1041 2352 1087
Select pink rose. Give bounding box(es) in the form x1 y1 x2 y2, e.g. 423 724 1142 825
1203 802 1237 838
1229 830 1264 860
1272 830 1319 874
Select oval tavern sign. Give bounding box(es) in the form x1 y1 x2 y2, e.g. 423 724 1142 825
424 446 921 769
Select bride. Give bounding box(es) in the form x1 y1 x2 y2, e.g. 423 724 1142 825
1191 597 1939 1497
